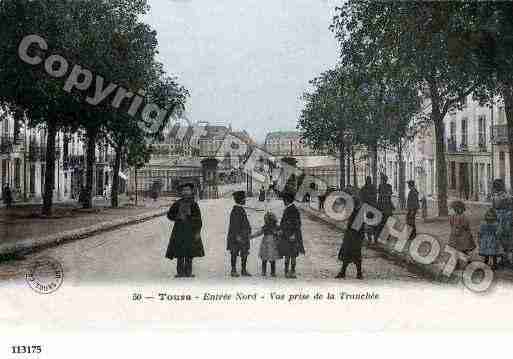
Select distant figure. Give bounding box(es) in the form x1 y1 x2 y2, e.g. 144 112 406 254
2 185 13 209
302 192 311 203
258 186 266 202
406 180 419 241
360 176 377 243
421 196 428 221
165 183 205 278
377 174 394 240
78 186 88 208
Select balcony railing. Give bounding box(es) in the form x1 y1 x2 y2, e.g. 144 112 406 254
0 135 14 154
492 125 509 144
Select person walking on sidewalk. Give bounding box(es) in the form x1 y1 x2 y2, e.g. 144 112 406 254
165 183 205 278
360 176 377 243
479 208 504 270
491 179 513 267
336 187 364 279
2 185 13 209
251 211 282 277
278 190 305 279
227 190 252 277
377 174 394 239
406 180 419 241
448 200 476 263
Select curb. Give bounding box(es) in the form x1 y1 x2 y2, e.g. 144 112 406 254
0 208 168 261
297 203 461 284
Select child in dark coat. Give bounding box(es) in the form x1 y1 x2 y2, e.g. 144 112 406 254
227 191 252 277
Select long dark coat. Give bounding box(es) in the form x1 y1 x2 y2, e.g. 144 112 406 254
226 205 251 254
165 198 205 260
279 204 306 257
338 209 364 263
360 183 377 207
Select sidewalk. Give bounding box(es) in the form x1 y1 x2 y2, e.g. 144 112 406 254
0 183 244 260
298 200 513 283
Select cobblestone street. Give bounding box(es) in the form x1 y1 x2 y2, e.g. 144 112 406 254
0 197 427 285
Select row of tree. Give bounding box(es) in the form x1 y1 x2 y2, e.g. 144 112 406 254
299 2 513 216
0 0 188 214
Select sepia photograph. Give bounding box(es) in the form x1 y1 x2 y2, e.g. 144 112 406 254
1 0 513 350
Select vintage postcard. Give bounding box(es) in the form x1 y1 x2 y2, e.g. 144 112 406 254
1 1 513 350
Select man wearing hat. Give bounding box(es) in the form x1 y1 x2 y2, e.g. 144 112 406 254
406 180 419 241
227 190 252 277
165 182 205 278
278 190 305 278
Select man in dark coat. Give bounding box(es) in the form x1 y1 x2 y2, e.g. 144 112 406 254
279 191 305 278
360 176 377 243
406 180 419 241
165 183 204 278
377 174 394 240
226 190 252 277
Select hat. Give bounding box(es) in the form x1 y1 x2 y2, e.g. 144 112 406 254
232 190 246 202
407 180 415 186
280 190 296 203
485 208 497 221
179 182 195 190
450 200 465 211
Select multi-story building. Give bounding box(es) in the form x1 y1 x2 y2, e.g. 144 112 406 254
1 108 118 204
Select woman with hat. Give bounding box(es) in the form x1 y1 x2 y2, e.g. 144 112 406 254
491 179 513 267
377 174 394 239
479 208 504 270
227 190 252 277
165 183 205 278
448 200 476 259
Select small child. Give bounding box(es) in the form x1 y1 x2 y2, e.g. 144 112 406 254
251 212 283 277
448 201 476 260
479 208 504 270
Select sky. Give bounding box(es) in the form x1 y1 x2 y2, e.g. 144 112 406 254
145 0 340 142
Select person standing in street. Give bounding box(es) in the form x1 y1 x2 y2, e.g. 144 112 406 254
278 191 305 278
491 179 513 267
165 183 205 278
227 190 252 277
377 174 394 240
336 187 364 279
360 176 377 243
2 185 13 209
406 180 419 241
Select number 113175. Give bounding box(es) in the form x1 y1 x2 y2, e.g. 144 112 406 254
11 345 42 354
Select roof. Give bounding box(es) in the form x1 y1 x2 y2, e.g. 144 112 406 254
264 131 301 142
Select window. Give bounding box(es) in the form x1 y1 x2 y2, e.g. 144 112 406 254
478 115 486 150
450 161 456 189
461 118 468 148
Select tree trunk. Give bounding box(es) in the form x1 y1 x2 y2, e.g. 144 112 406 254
134 167 138 206
502 86 513 193
84 129 96 209
346 150 351 186
110 146 122 208
352 145 358 188
398 141 406 210
42 122 57 216
339 142 346 190
371 143 378 185
434 111 449 217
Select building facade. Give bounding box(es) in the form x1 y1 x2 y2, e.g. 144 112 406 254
1 108 118 204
